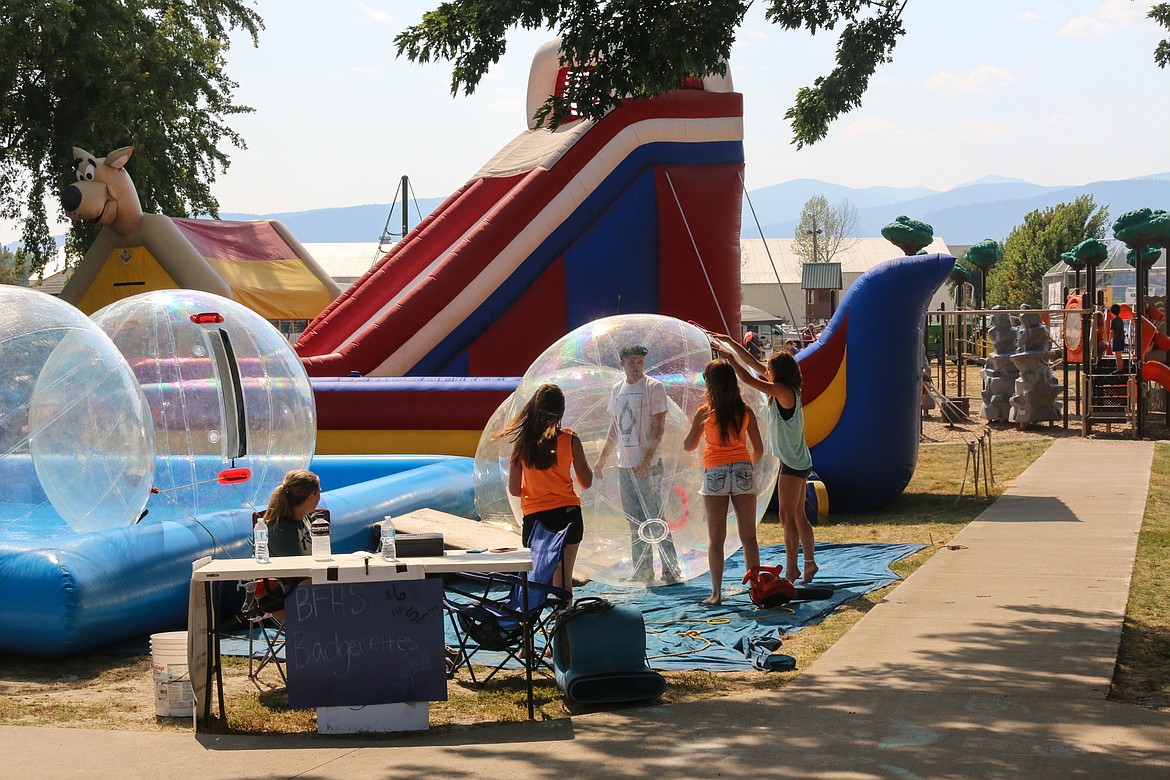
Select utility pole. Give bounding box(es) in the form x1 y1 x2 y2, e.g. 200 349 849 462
807 214 823 263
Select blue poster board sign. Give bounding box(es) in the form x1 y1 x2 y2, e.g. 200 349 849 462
284 578 447 708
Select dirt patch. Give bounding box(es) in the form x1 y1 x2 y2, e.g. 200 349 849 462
918 410 1164 445
0 654 280 732
0 656 171 730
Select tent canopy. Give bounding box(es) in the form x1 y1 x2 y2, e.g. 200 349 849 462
740 303 784 324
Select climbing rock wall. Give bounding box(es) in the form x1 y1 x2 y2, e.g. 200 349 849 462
980 307 1018 421
1008 305 1063 425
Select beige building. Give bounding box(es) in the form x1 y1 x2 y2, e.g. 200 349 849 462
740 237 956 325
301 243 385 287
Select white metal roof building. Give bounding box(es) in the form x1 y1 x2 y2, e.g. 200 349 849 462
740 237 955 325
300 243 385 286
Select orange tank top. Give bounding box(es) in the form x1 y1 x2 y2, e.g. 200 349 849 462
702 407 751 469
519 429 581 515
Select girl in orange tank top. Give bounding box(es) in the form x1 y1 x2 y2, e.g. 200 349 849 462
684 360 763 605
496 384 592 592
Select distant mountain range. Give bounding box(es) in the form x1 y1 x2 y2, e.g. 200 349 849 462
222 173 1170 247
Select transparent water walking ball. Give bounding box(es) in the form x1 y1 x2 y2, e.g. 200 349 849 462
473 314 778 586
0 285 154 536
92 290 316 521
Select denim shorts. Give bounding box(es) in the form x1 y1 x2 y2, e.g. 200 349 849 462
700 461 755 496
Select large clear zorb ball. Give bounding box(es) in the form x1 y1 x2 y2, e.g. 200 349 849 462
473 314 779 586
472 392 523 532
91 290 316 521
0 285 154 536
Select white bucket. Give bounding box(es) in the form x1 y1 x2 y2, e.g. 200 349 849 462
150 631 194 718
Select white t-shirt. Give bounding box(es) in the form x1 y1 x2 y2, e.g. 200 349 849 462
609 376 668 468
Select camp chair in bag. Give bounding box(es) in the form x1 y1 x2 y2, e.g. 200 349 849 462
551 599 665 707
443 521 571 685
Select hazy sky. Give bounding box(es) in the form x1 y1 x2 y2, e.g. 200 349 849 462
203 0 1169 215
4 0 1168 248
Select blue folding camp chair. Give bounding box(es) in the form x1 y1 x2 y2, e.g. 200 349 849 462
444 522 571 685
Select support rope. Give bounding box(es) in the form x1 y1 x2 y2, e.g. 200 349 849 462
664 170 731 335
739 170 799 326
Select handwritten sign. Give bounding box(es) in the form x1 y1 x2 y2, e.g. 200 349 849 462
284 579 447 708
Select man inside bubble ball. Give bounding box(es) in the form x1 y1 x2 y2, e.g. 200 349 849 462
594 343 684 586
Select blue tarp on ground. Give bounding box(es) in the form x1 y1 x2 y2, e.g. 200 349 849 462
445 541 923 673
574 542 923 671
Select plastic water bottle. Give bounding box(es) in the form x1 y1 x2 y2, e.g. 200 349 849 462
310 512 332 561
253 523 270 564
381 516 397 561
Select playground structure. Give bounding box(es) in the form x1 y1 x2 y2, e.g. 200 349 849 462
925 298 1170 436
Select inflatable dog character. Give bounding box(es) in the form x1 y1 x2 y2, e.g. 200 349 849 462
59 145 233 307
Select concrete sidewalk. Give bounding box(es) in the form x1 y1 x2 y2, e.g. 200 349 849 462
4 438 1168 778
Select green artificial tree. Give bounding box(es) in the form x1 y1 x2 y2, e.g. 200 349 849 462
880 215 934 257
965 239 1003 309
1126 246 1163 268
1061 250 1084 298
1072 237 1109 268
947 261 972 308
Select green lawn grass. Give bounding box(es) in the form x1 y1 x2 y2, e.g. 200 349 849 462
1111 443 1170 709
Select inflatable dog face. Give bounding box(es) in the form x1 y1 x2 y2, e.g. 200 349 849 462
60 146 143 236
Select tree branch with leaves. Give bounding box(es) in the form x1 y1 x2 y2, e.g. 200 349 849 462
1152 3 1170 68
397 0 908 140
0 0 262 275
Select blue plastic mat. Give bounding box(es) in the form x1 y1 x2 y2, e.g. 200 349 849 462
219 627 284 660
447 542 923 672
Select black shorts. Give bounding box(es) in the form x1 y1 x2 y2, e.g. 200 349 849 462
522 505 584 546
779 462 812 479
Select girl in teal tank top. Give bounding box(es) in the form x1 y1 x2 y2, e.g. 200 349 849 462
768 393 813 471
708 332 819 584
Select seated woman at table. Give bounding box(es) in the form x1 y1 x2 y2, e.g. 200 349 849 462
261 469 321 558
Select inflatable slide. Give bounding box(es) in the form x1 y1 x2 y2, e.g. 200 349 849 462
296 40 745 379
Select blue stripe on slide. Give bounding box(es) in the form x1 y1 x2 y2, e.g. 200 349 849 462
411 139 743 376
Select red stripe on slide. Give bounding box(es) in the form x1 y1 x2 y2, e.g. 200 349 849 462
655 163 743 333
315 387 511 429
466 257 568 376
300 183 473 350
